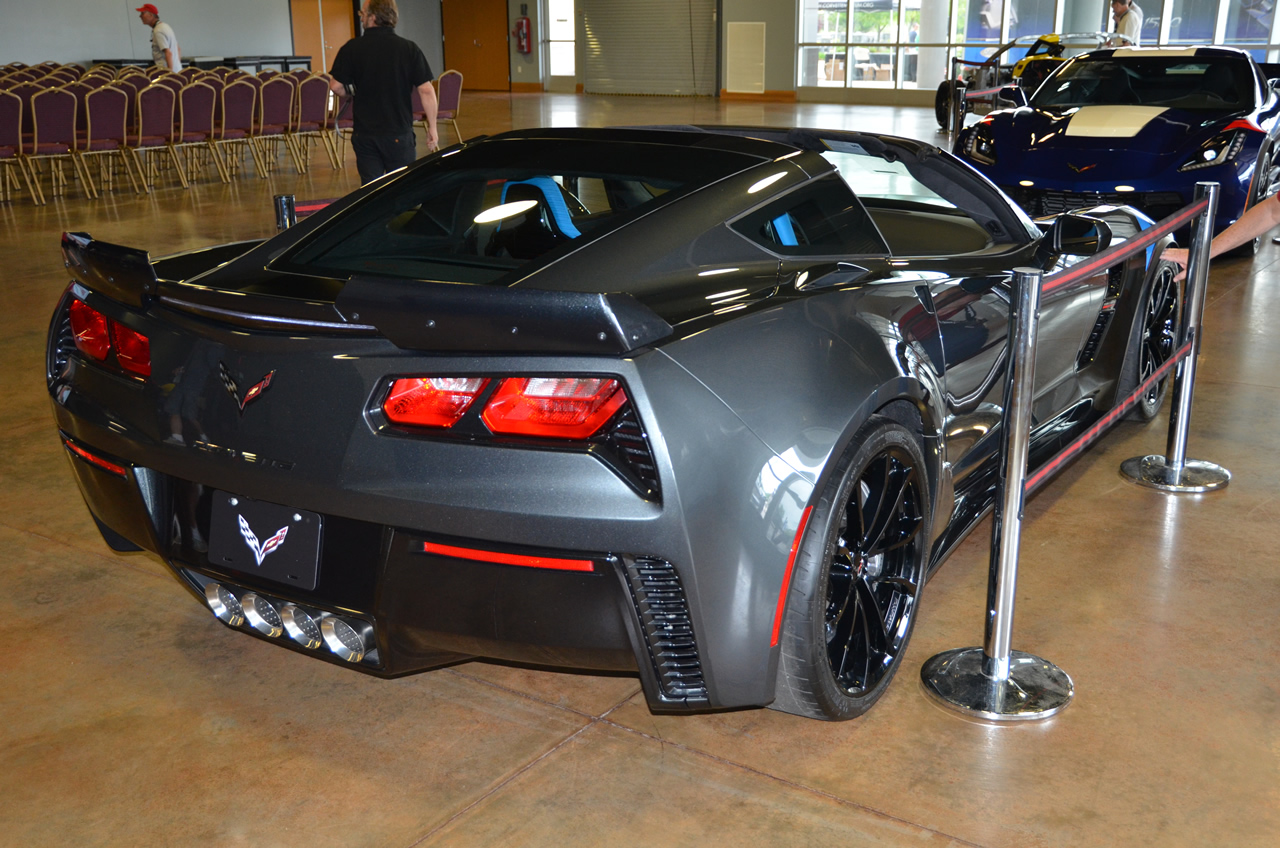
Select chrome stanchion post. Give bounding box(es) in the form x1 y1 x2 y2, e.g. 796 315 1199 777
274 194 297 231
1121 181 1231 492
921 267 1074 721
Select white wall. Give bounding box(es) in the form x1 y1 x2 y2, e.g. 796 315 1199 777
0 0 294 66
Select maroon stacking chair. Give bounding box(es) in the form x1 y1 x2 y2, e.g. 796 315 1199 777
61 81 94 135
432 70 463 145
80 86 141 195
44 70 78 86
201 75 226 115
214 79 263 176
25 87 90 201
178 67 202 81
174 81 227 183
254 76 301 174
129 83 186 190
145 66 168 79
328 92 353 168
5 71 38 85
79 74 113 90
116 66 147 81
290 74 337 170
114 75 147 134
259 69 280 81
153 74 184 93
0 89 40 203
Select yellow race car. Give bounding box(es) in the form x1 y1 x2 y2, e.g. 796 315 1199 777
936 32 1128 130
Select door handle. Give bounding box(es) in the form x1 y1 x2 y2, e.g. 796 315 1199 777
474 39 482 47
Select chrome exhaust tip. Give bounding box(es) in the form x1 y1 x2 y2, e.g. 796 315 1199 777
242 593 284 638
205 583 244 627
280 603 323 649
321 616 374 663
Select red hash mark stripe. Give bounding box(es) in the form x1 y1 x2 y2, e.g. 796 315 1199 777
420 541 596 572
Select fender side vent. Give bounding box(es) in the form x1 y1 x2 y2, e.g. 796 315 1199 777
624 557 708 703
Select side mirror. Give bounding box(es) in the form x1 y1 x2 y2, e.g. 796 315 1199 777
996 85 1027 108
1045 214 1112 255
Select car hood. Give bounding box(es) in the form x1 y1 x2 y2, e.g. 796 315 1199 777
980 105 1245 180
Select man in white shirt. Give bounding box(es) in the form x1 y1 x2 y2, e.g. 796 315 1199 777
1110 0 1142 47
137 4 181 72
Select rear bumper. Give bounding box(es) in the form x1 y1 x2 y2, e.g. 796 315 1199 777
56 430 712 711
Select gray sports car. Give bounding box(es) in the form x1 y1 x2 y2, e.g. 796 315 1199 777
48 126 1179 720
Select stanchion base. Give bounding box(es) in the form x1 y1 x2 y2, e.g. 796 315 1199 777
920 648 1073 722
1119 455 1230 492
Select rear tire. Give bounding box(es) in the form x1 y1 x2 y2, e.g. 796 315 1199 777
771 416 931 721
1119 260 1183 422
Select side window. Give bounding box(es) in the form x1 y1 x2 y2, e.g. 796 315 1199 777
822 148 956 210
732 176 888 257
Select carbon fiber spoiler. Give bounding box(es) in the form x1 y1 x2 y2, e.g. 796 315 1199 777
61 232 159 308
334 275 673 355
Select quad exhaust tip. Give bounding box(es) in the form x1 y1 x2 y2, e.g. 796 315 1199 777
201 580 376 665
242 593 284 638
205 583 244 627
281 603 323 649
321 616 374 664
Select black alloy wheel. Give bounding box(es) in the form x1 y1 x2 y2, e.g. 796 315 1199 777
772 416 931 720
1122 261 1183 421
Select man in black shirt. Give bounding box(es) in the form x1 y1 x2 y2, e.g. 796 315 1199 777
328 0 438 184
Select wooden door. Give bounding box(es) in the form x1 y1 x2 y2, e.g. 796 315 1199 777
441 0 510 90
290 0 355 74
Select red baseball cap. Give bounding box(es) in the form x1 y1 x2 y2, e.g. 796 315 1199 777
136 4 159 14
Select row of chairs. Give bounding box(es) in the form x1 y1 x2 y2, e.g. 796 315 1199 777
0 63 464 204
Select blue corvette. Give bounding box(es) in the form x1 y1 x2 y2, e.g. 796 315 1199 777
956 46 1280 253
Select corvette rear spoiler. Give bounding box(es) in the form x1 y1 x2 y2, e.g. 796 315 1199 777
61 232 159 308
335 275 674 355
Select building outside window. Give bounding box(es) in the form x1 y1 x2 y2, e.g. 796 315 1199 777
798 0 1280 93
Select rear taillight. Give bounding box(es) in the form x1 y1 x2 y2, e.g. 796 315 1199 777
112 321 151 377
383 376 489 428
69 299 111 361
67 298 151 378
482 376 627 439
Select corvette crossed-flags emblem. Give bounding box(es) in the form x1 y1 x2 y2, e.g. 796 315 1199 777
238 514 289 566
219 362 275 414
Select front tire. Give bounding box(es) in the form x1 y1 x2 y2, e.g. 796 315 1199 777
772 416 932 721
1226 154 1272 258
1119 260 1183 421
935 81 964 131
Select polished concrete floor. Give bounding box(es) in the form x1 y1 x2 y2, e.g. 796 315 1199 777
1 93 1276 847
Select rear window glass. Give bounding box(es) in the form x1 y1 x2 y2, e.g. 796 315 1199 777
274 139 758 284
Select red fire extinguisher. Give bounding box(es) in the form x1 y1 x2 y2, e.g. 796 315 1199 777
512 14 532 55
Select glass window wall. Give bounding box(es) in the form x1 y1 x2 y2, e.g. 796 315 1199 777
797 0 1280 92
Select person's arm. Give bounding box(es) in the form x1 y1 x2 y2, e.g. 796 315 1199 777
417 80 438 151
1162 192 1280 278
329 77 349 97
164 47 176 71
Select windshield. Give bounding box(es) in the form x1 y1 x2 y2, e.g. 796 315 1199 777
1032 56 1256 111
275 138 759 284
